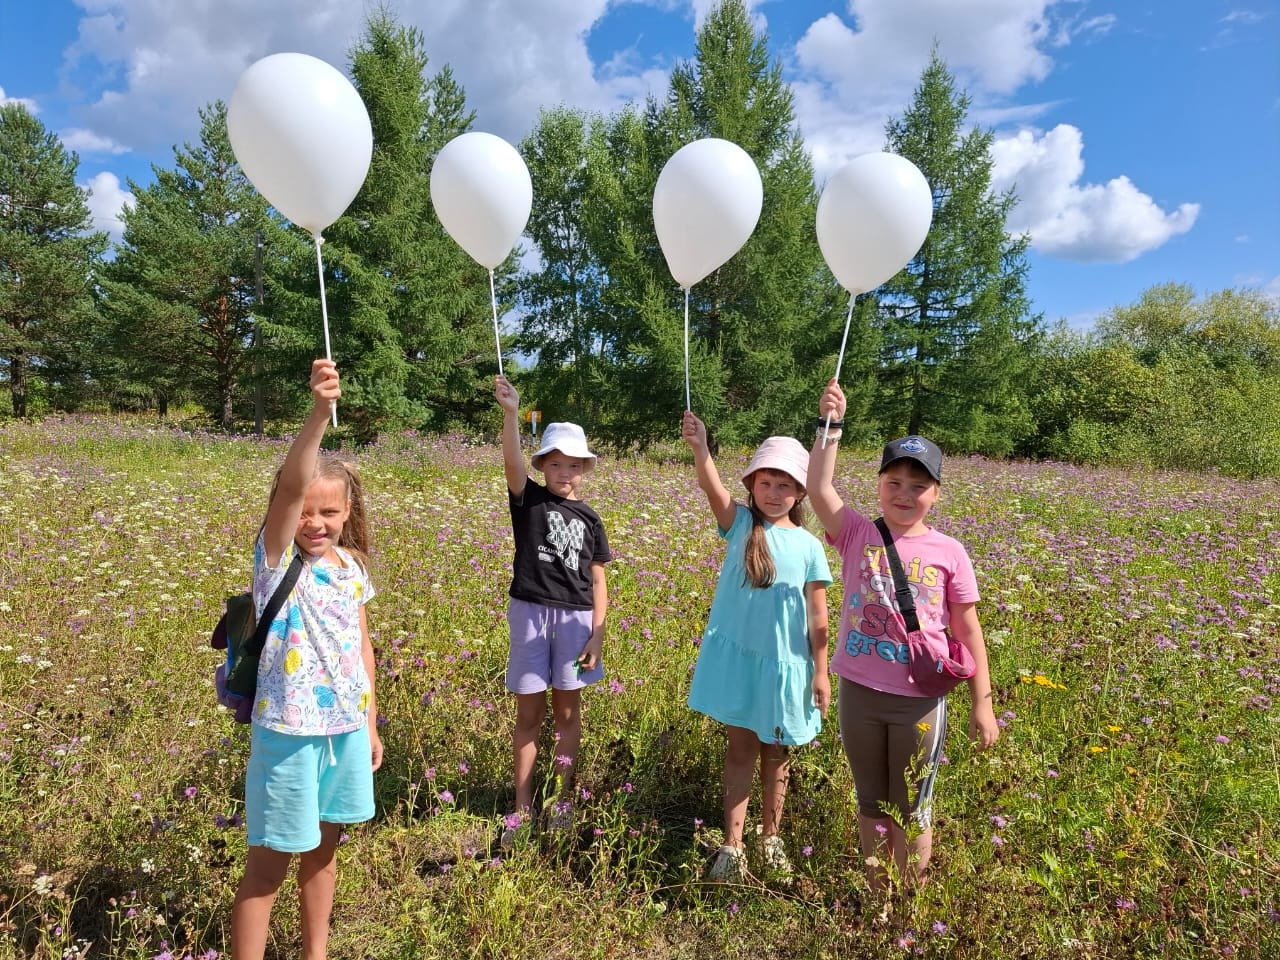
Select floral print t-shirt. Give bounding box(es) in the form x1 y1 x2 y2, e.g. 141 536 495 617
251 536 375 735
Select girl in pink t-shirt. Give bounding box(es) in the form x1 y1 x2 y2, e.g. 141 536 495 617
807 378 998 897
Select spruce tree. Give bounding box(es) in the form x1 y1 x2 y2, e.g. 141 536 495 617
519 0 841 448
269 11 497 440
0 104 106 417
875 51 1041 455
99 102 286 425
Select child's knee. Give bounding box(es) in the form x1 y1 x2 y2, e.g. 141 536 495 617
550 689 581 726
239 848 291 895
514 693 547 731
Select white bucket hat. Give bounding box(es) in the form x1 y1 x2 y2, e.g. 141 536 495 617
531 422 598 472
741 435 809 490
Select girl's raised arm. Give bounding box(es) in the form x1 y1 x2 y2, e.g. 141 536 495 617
807 378 847 540
682 410 737 531
263 359 339 566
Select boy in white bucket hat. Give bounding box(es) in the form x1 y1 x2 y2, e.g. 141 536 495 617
493 375 611 847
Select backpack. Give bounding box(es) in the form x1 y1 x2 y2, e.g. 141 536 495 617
210 554 304 723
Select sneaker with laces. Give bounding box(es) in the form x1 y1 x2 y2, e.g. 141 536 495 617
707 844 747 882
761 834 792 875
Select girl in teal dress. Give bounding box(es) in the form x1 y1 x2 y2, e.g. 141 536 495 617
681 411 832 882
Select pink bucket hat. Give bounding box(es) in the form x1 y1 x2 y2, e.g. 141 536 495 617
741 436 809 491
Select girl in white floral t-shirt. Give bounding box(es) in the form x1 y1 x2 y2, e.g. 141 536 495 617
230 359 382 960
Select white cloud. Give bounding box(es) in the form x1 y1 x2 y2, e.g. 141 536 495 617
991 124 1199 263
52 0 1208 271
0 86 39 112
791 0 1072 180
1221 10 1268 26
1263 275 1280 305
61 128 131 155
83 171 134 242
782 2 1199 264
60 0 664 154
795 1 1057 99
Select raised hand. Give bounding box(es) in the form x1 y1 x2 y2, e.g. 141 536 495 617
494 374 520 414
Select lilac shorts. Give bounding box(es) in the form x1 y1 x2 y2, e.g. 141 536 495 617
506 597 604 694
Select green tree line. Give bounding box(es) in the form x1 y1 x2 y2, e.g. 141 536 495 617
2 1 1277 474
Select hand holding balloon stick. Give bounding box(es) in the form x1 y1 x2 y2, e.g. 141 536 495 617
228 53 374 427
815 152 933 446
431 132 533 377
653 139 763 411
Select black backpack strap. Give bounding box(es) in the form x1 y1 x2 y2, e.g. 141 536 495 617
874 517 920 633
243 552 305 658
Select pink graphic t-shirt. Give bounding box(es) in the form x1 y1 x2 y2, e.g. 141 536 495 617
827 507 978 697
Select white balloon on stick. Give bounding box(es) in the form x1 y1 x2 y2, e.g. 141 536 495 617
431 132 533 376
815 152 933 444
228 52 374 425
652 138 763 410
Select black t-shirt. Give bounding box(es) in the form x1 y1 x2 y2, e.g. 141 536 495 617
508 478 611 610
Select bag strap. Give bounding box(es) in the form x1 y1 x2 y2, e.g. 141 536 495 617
874 517 921 633
243 552 305 658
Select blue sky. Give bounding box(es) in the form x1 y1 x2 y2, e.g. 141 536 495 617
2 0 1277 328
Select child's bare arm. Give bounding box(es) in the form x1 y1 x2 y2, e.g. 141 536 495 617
807 378 847 539
806 581 831 716
578 561 608 671
681 411 737 530
950 601 999 749
360 605 383 770
264 359 338 566
494 375 527 497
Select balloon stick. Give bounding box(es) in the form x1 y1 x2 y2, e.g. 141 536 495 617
489 269 504 378
822 295 857 448
313 235 338 427
682 288 691 412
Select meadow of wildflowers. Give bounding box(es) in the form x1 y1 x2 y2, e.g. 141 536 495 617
0 415 1277 959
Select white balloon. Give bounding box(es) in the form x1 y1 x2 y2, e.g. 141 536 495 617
816 152 933 294
430 132 533 270
227 53 373 235
653 138 763 290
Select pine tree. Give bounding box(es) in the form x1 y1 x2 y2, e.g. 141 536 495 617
517 108 606 422
268 11 497 440
0 104 106 417
99 102 286 425
518 0 841 448
875 50 1041 455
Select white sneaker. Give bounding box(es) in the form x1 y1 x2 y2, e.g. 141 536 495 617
707 844 747 882
761 834 792 875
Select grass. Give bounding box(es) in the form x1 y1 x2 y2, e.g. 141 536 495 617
0 414 1277 959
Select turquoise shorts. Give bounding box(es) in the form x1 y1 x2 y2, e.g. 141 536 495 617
245 724 375 852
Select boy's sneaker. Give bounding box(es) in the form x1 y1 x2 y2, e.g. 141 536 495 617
761 834 792 875
707 844 747 882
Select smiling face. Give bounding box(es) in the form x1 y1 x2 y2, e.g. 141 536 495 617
877 461 939 536
295 476 351 560
747 468 803 525
538 452 586 500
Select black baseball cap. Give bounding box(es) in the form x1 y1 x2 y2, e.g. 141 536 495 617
879 435 942 483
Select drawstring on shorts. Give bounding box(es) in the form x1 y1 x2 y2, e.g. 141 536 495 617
326 736 337 767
